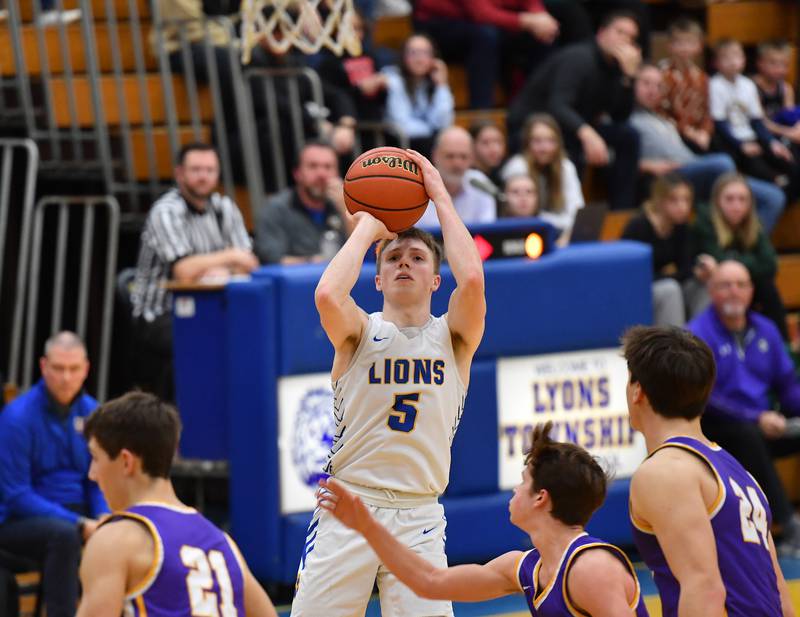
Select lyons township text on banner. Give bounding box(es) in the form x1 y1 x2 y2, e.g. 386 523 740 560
497 348 647 490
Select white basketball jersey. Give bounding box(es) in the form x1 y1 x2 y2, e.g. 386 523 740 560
324 312 467 496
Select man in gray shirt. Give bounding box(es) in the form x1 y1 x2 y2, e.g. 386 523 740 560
631 63 784 231
255 140 354 264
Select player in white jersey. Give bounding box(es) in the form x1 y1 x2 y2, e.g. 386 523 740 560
290 150 486 617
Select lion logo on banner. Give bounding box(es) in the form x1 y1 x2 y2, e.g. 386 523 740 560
292 387 335 487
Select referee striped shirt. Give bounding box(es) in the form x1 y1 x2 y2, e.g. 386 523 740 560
132 188 252 322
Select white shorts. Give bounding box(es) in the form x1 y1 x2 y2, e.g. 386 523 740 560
290 502 453 617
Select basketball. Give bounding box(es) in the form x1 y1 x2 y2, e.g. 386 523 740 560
343 147 429 232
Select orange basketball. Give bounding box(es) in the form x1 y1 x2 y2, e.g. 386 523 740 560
343 147 429 232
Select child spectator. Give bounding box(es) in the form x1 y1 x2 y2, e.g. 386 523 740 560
501 174 538 218
470 120 507 189
501 114 584 243
659 17 713 153
753 40 800 149
709 39 796 195
622 174 708 326
691 172 788 339
382 33 454 156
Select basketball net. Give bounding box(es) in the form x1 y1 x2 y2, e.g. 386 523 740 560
240 0 362 63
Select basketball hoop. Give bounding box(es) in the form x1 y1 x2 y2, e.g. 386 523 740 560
240 0 362 63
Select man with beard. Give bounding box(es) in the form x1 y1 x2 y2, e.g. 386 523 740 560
687 260 800 557
131 142 257 399
255 140 354 264
418 126 498 227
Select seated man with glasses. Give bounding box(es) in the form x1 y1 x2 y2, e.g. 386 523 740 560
687 260 800 557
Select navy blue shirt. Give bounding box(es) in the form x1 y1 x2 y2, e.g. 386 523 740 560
0 380 108 524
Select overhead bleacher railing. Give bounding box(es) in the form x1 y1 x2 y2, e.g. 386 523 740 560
0 139 39 403
22 195 120 402
2 0 264 217
242 65 325 195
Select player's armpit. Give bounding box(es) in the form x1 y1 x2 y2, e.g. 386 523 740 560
566 548 638 616
631 454 727 616
76 522 140 617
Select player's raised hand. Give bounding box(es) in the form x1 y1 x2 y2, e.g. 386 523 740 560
317 478 374 533
405 149 449 206
351 211 397 243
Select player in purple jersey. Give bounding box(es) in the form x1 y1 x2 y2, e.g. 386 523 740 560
316 421 649 616
623 326 795 617
75 392 278 617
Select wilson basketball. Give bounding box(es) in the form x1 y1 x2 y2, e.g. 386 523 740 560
343 147 429 232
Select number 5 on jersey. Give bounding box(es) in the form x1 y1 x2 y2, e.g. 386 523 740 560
388 393 420 432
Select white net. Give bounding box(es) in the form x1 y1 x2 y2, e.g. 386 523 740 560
240 0 362 63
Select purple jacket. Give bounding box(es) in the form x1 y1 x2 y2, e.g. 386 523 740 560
687 307 800 423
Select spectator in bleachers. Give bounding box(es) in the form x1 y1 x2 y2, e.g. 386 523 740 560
622 174 708 326
687 260 800 558
710 39 798 200
691 172 788 340
413 1 593 109
754 40 800 152
500 114 584 243
0 332 108 617
317 8 389 125
255 140 353 264
659 18 713 154
470 120 507 189
501 174 538 218
417 126 498 226
506 11 641 210
131 143 257 399
382 33 454 156
631 63 785 232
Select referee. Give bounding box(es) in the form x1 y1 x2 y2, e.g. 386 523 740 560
130 143 258 399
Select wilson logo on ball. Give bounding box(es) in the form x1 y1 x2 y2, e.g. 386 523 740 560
361 156 419 176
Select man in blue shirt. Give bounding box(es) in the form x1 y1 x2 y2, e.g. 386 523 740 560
687 260 800 556
0 332 108 617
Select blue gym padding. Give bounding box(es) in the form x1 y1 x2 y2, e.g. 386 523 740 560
172 240 653 582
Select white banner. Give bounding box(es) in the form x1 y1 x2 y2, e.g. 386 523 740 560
278 373 335 514
497 348 646 490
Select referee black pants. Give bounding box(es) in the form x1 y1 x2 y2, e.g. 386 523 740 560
132 313 174 403
701 414 800 527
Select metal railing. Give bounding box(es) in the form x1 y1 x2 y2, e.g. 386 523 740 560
354 121 409 152
0 139 39 402
242 65 326 196
2 2 263 215
22 195 119 401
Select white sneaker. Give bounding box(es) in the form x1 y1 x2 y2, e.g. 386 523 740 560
374 0 411 18
38 8 82 27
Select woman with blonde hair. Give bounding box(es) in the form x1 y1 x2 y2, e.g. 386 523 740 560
500 113 584 243
622 173 709 326
692 172 788 338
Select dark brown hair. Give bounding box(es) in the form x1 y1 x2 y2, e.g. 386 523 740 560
375 227 443 274
525 422 608 526
84 391 182 479
175 142 217 166
622 326 715 420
